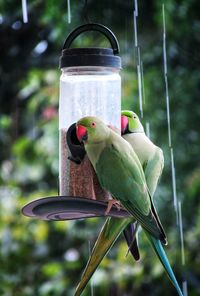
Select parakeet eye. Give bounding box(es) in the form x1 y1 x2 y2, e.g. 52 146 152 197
133 116 137 119
91 122 96 128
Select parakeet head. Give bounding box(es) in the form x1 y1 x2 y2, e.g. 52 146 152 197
76 116 110 144
121 110 144 134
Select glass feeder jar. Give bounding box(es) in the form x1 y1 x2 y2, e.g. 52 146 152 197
59 23 121 197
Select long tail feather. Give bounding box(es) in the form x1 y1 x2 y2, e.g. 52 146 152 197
75 217 132 296
123 222 140 260
144 230 183 296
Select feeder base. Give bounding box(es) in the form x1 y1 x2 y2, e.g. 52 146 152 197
22 196 130 221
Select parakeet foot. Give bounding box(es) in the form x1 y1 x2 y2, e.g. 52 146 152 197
105 200 121 215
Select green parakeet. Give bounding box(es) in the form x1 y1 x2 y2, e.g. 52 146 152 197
122 110 164 259
75 110 164 268
75 116 183 296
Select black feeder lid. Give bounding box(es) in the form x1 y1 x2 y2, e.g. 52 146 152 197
22 196 131 221
59 23 121 69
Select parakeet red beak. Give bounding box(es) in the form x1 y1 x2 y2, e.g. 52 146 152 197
76 124 88 142
121 115 128 134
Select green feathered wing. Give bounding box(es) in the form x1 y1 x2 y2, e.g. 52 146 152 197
123 147 164 259
95 143 166 243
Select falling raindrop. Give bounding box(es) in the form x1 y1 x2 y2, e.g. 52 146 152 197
137 47 141 69
133 3 143 118
133 10 138 47
67 0 71 24
145 122 150 139
165 83 172 148
162 4 172 148
137 64 143 118
178 201 185 266
170 148 178 223
134 0 138 17
141 61 146 105
182 280 188 296
162 4 179 220
162 6 188 294
21 0 28 23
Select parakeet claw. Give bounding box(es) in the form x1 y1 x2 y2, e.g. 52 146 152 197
105 200 121 215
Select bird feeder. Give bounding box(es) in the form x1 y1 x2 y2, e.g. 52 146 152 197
22 23 129 221
59 23 121 199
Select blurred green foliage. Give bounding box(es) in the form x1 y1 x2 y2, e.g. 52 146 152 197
0 0 199 295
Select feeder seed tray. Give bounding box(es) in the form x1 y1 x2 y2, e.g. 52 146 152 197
22 196 131 221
